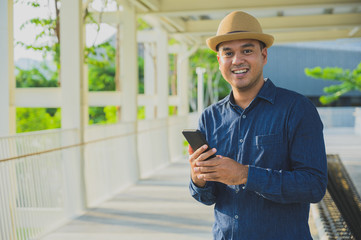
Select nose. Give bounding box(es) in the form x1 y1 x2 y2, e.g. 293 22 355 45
232 52 244 65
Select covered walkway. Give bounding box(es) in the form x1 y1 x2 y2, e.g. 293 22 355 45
1 1 361 240
40 127 361 240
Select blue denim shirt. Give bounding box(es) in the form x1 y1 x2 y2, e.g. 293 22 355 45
189 79 327 239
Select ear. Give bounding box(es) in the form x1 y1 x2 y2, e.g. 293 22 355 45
262 48 268 66
217 54 222 69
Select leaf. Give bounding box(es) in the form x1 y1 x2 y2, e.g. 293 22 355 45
305 61 361 105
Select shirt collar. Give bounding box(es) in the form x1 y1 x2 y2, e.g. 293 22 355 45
227 78 276 107
256 78 276 104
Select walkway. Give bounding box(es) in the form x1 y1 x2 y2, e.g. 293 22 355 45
324 127 361 195
41 128 361 240
41 160 214 240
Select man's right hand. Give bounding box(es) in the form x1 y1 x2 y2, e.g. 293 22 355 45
188 144 217 188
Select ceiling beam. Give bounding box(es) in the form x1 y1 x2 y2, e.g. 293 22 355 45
195 27 361 45
141 0 361 15
183 13 361 34
139 0 160 11
273 28 361 43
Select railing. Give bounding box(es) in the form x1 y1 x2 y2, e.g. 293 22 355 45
0 129 81 240
0 115 190 240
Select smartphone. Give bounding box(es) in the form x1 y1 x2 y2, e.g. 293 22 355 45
182 129 216 159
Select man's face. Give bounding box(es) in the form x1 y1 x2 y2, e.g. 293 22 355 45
217 39 268 92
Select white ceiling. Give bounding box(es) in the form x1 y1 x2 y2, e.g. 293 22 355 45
130 0 361 46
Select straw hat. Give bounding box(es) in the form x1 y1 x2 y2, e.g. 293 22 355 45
206 11 274 52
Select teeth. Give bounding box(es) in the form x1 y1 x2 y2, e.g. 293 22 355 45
234 69 247 74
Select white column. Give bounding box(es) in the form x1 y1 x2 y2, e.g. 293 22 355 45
144 42 156 119
60 0 86 213
0 2 16 239
60 0 87 131
155 27 169 119
177 44 190 116
120 0 140 181
120 1 138 122
196 67 206 114
0 0 15 136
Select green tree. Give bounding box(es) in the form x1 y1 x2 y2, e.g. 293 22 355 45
16 62 58 88
305 62 361 104
189 48 231 111
16 108 61 133
15 0 119 131
88 41 116 91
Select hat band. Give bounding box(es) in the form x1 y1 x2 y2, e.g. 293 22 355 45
227 30 248 34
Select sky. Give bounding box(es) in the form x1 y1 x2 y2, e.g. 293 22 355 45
13 0 117 61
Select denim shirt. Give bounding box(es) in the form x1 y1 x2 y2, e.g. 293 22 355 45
189 79 327 240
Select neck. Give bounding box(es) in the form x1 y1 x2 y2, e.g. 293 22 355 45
232 78 265 109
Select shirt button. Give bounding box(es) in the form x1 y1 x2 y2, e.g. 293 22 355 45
242 115 246 119
235 215 239 219
240 139 244 143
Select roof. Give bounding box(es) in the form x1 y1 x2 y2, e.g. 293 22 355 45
130 0 361 46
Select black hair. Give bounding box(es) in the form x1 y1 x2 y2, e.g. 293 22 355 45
259 41 266 50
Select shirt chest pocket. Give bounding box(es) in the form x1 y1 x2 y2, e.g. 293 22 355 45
255 133 284 146
253 133 287 168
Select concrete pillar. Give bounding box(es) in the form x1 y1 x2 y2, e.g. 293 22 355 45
0 0 16 136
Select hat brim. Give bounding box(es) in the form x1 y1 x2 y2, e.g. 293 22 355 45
206 32 274 52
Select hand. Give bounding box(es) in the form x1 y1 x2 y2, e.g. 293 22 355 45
188 144 216 187
194 154 248 186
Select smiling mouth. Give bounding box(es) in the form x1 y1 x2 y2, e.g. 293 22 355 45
232 69 248 74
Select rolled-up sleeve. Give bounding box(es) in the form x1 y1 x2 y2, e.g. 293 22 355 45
189 180 216 205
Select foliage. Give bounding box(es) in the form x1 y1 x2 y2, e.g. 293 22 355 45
137 106 146 120
305 62 361 104
138 56 145 94
15 0 120 132
189 48 231 111
88 106 118 125
88 41 116 91
16 64 58 87
169 106 178 116
16 108 61 133
15 1 212 133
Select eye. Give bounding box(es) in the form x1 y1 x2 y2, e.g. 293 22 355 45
243 49 253 54
223 51 233 57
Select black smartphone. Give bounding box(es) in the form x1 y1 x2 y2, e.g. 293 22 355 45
182 129 216 159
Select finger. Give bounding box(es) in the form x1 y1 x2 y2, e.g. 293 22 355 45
197 148 217 162
195 166 216 173
188 145 208 165
191 144 208 159
188 145 194 154
198 172 220 181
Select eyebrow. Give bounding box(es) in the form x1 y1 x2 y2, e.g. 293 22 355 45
220 43 256 52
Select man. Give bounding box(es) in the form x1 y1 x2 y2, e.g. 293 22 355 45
188 11 327 239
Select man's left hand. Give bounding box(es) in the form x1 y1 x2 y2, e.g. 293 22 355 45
194 155 248 185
